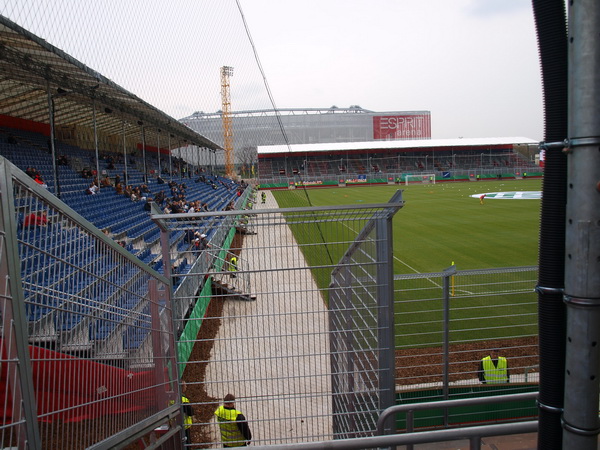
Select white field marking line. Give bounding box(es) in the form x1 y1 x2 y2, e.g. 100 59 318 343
338 217 449 291
391 254 479 294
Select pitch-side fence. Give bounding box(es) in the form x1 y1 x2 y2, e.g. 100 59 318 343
393 265 539 432
153 190 539 448
0 160 539 449
0 157 183 449
151 190 405 447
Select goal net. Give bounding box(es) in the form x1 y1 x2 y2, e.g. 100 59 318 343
405 174 436 185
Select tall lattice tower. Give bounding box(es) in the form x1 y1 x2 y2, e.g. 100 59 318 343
220 66 235 178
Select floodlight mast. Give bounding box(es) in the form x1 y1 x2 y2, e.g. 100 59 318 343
220 66 235 178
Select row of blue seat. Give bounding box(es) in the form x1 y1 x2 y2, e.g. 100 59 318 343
4 126 245 352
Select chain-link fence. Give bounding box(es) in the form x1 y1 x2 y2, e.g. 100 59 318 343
152 190 404 447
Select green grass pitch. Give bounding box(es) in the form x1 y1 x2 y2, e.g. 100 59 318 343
272 179 541 273
271 179 541 346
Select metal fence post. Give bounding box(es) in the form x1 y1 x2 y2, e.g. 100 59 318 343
0 158 41 448
376 215 396 433
442 264 456 427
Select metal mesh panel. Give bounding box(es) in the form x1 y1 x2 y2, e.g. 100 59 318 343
329 224 382 439
154 194 401 447
0 159 180 448
394 266 539 425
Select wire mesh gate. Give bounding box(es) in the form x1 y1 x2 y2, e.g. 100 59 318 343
153 190 405 447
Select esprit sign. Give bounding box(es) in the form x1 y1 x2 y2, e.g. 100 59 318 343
373 114 431 139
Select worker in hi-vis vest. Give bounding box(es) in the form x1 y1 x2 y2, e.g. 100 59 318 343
215 394 252 447
180 381 193 443
229 255 238 278
478 348 510 383
167 381 194 443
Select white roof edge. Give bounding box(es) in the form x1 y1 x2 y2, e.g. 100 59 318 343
257 137 539 155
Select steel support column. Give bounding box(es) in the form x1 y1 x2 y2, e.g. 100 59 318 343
93 100 101 191
563 0 600 448
46 83 60 198
122 121 128 184
376 209 396 435
157 131 161 177
168 134 173 181
141 125 147 184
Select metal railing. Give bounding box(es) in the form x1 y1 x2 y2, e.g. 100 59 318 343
0 156 182 449
394 266 539 394
377 392 539 450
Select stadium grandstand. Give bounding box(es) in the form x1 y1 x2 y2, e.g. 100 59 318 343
256 137 540 186
0 2 598 450
177 107 433 173
181 107 431 148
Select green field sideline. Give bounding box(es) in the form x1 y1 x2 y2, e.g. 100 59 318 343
272 179 541 346
272 179 541 273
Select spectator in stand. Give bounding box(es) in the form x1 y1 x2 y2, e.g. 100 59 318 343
86 181 99 195
170 201 183 213
184 229 196 243
33 173 48 189
25 167 40 179
154 190 165 205
23 211 48 227
194 233 209 251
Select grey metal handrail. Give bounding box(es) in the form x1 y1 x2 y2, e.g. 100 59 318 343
376 391 539 436
246 394 540 449
249 421 538 450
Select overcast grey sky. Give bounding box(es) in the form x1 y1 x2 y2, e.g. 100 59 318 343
3 0 544 140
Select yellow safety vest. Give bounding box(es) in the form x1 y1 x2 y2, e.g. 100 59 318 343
169 396 192 429
215 405 246 446
181 396 192 429
482 356 508 383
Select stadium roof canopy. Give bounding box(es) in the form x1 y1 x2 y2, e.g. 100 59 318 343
0 15 220 150
257 137 539 156
183 105 377 119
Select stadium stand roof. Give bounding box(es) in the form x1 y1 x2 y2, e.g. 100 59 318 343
184 105 377 119
257 136 539 155
0 15 220 150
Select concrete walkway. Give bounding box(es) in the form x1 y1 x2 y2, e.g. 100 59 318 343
203 190 540 449
204 189 332 447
